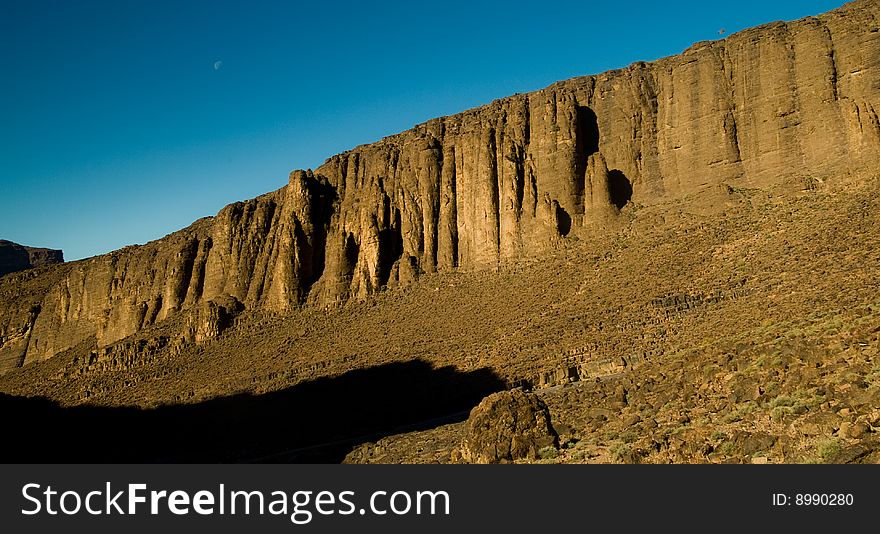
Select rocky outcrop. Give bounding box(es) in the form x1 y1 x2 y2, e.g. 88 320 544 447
186 295 244 344
1 0 878 373
455 390 558 463
0 240 63 277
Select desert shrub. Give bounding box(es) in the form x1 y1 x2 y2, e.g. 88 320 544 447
610 443 632 462
538 446 559 460
817 439 841 462
618 431 637 444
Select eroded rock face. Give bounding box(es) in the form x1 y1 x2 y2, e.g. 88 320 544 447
456 390 558 464
1 0 878 372
188 296 244 344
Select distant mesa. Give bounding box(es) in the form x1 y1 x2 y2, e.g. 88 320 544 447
0 240 64 277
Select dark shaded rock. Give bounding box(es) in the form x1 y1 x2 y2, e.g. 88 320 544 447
622 414 642 427
0 240 63 277
731 379 762 402
826 436 880 464
456 389 558 463
794 411 843 437
732 430 778 456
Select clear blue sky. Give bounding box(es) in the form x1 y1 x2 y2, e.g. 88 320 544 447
1 0 844 260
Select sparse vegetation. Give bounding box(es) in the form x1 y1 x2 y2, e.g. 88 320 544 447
711 431 727 441
767 391 825 422
817 439 842 463
538 446 559 460
721 401 759 424
610 443 632 463
618 431 637 444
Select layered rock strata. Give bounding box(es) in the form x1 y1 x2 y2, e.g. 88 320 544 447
1 0 878 372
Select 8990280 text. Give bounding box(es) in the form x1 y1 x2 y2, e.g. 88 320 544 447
771 493 854 506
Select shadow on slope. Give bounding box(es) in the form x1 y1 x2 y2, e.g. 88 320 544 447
0 360 504 463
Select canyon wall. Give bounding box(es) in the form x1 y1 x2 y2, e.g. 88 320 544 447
1 0 878 372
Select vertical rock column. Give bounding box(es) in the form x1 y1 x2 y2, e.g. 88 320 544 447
583 153 619 226
417 139 442 273
437 143 458 271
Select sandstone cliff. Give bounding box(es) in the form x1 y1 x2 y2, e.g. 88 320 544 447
1 0 878 373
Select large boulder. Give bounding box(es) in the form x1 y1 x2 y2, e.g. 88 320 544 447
457 389 558 464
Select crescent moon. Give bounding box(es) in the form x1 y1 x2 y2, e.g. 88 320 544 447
213 60 223 71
